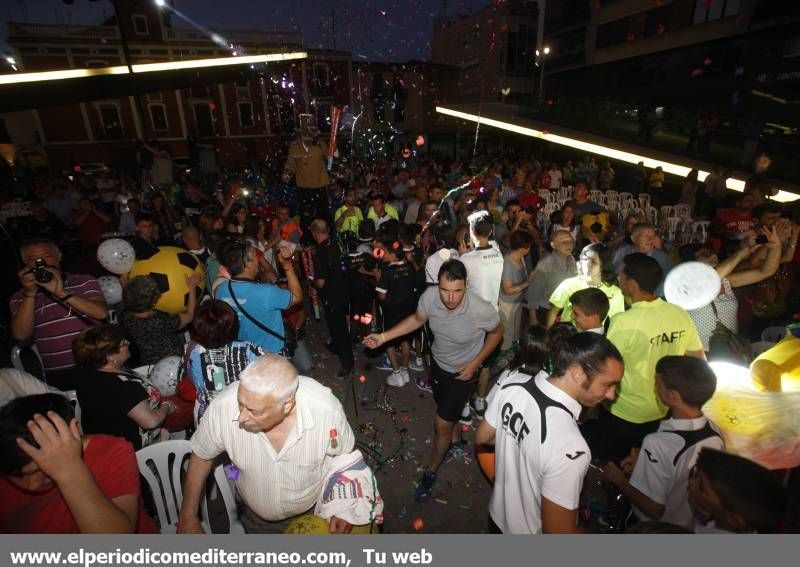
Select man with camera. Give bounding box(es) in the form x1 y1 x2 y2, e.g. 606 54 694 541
10 239 109 389
495 200 544 258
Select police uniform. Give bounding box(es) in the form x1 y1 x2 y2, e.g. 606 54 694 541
485 369 590 534
313 239 353 373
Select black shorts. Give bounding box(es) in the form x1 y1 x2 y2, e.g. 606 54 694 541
382 303 415 348
430 358 476 423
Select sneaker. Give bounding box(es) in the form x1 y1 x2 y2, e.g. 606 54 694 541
470 396 487 421
399 367 411 385
414 470 437 503
374 354 393 371
386 369 406 387
459 403 472 425
409 356 425 372
415 376 433 394
446 440 469 460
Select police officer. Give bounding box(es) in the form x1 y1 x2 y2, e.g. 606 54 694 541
310 219 354 379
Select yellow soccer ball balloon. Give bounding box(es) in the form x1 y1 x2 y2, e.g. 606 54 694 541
128 246 205 314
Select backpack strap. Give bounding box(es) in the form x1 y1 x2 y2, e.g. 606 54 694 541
501 376 571 443
227 280 286 342
662 421 722 466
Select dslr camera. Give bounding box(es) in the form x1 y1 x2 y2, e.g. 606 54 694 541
30 258 53 284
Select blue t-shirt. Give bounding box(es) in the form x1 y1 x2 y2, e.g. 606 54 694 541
215 280 292 353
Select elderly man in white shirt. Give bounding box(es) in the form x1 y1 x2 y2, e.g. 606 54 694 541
178 354 356 534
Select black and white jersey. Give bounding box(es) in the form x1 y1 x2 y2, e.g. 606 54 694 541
485 370 590 534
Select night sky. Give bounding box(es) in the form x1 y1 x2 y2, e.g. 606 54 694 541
2 0 491 62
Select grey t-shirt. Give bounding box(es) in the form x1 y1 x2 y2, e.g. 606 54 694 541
499 254 528 304
526 253 577 309
417 287 501 372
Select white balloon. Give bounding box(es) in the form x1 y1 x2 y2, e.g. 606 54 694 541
149 355 182 397
664 261 721 311
96 275 122 305
97 238 135 275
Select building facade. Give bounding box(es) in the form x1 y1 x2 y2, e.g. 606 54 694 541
431 0 541 103
2 0 353 171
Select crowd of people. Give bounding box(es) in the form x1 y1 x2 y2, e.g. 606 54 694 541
1 134 799 535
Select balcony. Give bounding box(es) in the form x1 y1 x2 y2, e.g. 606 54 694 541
164 28 302 46
7 22 119 41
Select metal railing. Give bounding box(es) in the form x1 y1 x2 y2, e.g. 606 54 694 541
164 28 302 46
518 94 800 184
7 22 119 40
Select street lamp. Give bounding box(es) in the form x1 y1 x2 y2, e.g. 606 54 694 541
535 46 551 107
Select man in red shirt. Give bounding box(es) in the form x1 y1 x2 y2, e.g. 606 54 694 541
712 190 756 240
0 393 157 533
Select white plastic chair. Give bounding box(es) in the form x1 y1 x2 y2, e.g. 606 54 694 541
674 203 692 220
11 342 45 379
63 389 82 429
761 326 787 344
692 221 711 243
638 193 652 210
136 440 244 534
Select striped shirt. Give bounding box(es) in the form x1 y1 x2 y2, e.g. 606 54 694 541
9 274 104 371
191 377 355 521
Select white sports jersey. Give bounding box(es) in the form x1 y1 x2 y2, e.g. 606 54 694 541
485 370 590 534
629 416 724 529
461 244 504 311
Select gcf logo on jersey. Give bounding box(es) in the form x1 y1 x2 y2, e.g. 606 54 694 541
501 403 530 444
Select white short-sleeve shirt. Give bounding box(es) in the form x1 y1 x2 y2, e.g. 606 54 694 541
485 370 590 534
629 416 724 529
460 244 504 311
191 377 355 521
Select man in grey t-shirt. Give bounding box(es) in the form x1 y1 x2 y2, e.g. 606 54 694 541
364 259 502 503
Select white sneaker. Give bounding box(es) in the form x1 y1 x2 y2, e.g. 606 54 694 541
459 403 472 425
409 356 425 372
399 367 411 385
386 370 406 387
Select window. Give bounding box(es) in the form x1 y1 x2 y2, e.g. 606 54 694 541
193 103 215 137
132 15 149 35
645 5 673 37
238 102 255 128
596 18 630 48
235 80 251 100
693 0 739 24
315 102 332 132
97 104 123 138
312 63 331 96
149 104 168 131
275 98 295 135
784 36 800 58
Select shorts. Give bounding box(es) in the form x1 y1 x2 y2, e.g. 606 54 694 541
430 358 477 423
382 303 416 348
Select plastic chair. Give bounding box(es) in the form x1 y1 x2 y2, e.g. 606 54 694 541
11 342 45 380
63 389 82 428
674 203 692 220
136 440 244 534
761 326 787 344
638 193 652 210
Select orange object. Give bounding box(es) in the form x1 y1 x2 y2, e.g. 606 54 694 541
476 445 495 482
412 517 424 531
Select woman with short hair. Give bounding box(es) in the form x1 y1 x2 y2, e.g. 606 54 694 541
120 274 198 365
73 324 174 449
184 300 264 422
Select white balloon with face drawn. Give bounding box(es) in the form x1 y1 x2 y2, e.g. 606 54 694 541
149 356 182 396
96 275 123 305
97 238 135 275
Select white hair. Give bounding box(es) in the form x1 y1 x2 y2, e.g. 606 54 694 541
239 354 299 403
